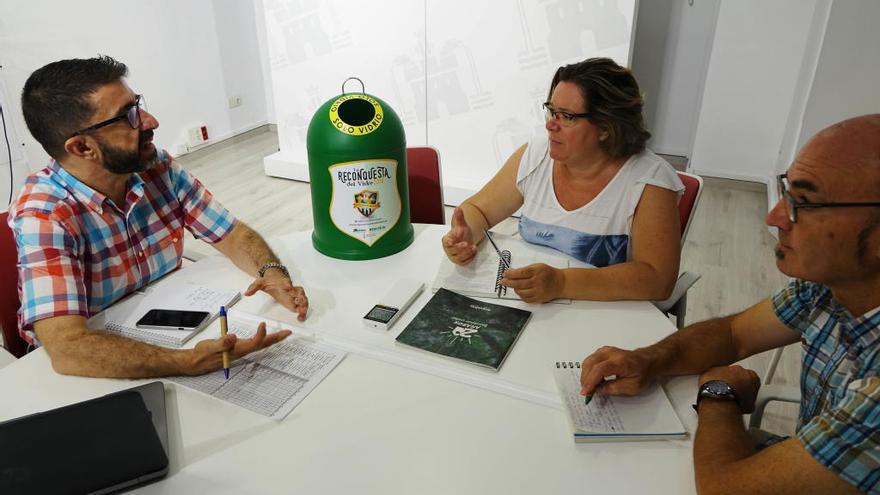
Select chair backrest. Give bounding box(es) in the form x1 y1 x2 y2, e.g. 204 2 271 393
406 146 446 225
0 211 26 357
676 171 703 243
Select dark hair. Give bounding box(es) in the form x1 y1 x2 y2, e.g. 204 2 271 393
21 55 128 159
548 57 650 158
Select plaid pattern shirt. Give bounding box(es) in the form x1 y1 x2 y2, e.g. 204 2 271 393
9 150 235 345
773 278 880 493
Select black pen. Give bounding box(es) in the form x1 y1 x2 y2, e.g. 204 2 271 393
483 228 511 298
483 228 511 270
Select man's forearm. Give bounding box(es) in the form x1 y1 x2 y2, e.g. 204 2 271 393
215 222 284 278
694 400 756 493
641 315 740 377
46 329 190 378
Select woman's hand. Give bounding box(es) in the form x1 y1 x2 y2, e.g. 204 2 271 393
441 207 479 265
501 263 565 303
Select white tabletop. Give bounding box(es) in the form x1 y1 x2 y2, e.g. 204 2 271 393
0 225 699 494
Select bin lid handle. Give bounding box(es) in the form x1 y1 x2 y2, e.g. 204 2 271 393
342 77 365 95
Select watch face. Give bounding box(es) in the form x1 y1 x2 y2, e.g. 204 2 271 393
704 380 733 395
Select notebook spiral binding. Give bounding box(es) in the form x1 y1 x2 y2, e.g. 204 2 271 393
555 361 582 369
493 250 512 295
104 322 178 347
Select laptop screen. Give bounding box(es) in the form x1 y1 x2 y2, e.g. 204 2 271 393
0 381 169 495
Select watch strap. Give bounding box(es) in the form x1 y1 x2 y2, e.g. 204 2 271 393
258 262 289 279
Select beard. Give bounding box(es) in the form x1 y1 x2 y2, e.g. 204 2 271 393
97 130 157 174
774 247 784 260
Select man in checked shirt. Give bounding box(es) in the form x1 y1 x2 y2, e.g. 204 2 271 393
581 114 880 494
9 55 307 378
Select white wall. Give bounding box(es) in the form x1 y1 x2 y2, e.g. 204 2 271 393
252 0 277 124
0 0 269 209
796 0 880 151
631 0 720 158
261 0 636 204
689 0 818 183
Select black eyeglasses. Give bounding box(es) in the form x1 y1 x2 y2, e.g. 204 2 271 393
70 95 145 137
542 102 591 127
776 174 880 223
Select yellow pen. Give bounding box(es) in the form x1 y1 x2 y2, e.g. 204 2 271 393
219 306 230 379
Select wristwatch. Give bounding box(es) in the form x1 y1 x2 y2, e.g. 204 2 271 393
258 262 289 279
692 380 739 413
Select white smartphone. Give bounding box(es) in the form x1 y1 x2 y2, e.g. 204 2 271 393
135 309 211 331
363 280 424 330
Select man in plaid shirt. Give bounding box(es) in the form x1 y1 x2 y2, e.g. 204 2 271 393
580 115 880 494
9 56 308 378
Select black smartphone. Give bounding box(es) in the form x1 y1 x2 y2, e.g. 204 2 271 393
135 309 211 331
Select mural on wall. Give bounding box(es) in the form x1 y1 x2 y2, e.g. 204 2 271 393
262 0 634 196
389 34 425 130
545 0 630 62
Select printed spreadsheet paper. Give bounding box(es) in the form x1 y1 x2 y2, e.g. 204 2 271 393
553 362 687 442
170 317 346 420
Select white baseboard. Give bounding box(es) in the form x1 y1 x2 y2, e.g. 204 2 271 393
176 120 269 157
692 168 769 185
263 151 310 182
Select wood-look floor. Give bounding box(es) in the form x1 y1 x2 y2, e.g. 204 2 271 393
179 126 801 434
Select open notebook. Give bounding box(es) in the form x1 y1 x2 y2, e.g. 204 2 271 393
87 283 241 348
553 361 687 442
432 232 571 303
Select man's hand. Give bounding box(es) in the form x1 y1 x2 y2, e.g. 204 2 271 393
580 346 655 397
698 365 761 413
501 263 564 303
187 322 291 375
442 207 478 265
245 275 309 321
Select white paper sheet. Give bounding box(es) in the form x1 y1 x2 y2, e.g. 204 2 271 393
170 317 346 420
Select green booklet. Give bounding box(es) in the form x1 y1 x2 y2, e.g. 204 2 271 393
396 288 532 371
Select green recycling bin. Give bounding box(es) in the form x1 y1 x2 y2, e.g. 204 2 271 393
307 78 414 260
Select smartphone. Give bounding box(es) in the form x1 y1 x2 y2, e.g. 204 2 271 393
135 309 211 331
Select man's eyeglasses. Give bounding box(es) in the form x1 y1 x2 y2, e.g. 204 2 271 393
776 174 880 223
70 95 145 137
542 102 590 127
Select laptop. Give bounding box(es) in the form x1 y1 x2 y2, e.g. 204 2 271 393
0 381 170 494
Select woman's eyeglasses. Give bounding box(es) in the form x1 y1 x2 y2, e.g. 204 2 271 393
542 102 590 127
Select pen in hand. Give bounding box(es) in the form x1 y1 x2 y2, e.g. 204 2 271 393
219 306 230 379
583 374 617 405
482 228 511 270
483 228 510 298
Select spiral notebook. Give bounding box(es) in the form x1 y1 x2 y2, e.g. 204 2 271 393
87 283 241 348
553 361 687 442
432 233 571 304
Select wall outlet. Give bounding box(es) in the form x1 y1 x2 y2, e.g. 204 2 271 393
186 124 209 147
228 95 242 108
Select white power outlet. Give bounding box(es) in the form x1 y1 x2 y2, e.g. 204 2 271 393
186 124 209 147
228 95 242 108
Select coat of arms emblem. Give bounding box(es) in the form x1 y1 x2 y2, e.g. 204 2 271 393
353 190 380 217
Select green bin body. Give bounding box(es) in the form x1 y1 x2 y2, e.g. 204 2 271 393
307 90 414 260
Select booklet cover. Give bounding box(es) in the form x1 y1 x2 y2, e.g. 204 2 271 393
395 288 532 371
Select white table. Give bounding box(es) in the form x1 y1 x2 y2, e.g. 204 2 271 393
0 225 699 494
